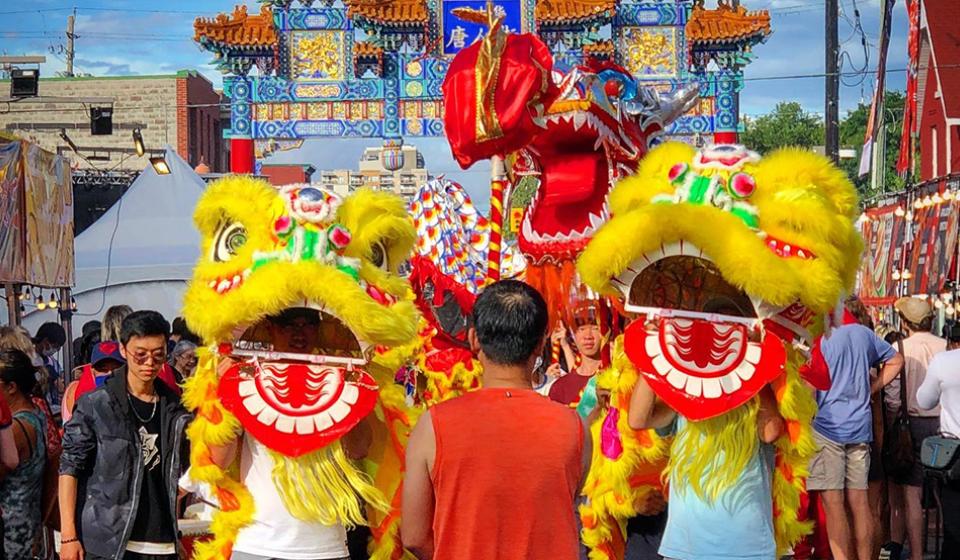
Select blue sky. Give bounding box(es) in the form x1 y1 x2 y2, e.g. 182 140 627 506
0 0 909 206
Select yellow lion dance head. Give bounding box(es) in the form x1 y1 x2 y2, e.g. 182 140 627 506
577 142 862 558
181 176 420 560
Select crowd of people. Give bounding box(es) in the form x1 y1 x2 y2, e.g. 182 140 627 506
0 286 956 560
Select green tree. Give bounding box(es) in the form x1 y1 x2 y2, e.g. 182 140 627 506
838 90 906 198
741 102 824 154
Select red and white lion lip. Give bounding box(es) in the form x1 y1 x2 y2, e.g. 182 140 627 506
219 361 378 457
625 317 785 420
612 241 787 419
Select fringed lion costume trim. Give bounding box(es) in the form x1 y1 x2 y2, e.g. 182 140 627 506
576 141 862 557
580 337 669 560
182 178 422 560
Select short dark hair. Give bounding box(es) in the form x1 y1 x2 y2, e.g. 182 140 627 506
120 310 171 345
35 322 66 346
0 349 38 396
472 280 548 365
899 312 932 334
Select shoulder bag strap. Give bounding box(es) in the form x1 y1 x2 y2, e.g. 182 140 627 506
12 416 35 458
896 339 909 420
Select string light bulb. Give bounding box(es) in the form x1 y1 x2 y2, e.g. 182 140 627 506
894 206 905 217
945 190 956 201
933 192 944 204
892 270 902 280
902 270 913 280
48 292 58 309
914 199 924 209
36 293 46 310
23 287 31 301
70 297 77 312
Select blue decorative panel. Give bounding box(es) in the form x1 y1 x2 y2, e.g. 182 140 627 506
252 119 387 138
279 8 350 31
441 1 522 56
617 2 685 26
251 78 385 102
401 118 446 136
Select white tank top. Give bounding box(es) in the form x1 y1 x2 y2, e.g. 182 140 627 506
232 434 349 559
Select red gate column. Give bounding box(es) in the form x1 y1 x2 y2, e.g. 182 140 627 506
231 138 255 174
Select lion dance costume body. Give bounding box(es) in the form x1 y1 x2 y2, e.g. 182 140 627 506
577 142 862 558
181 177 420 560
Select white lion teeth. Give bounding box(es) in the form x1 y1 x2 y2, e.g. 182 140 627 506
702 378 722 399
328 401 351 423
275 415 295 434
314 411 334 432
239 379 256 397
644 330 761 398
341 384 360 405
735 362 756 381
242 393 267 415
667 368 687 389
720 373 742 394
257 406 279 426
745 345 762 365
295 416 315 435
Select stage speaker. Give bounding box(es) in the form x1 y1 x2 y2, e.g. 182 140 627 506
90 106 113 135
10 69 39 98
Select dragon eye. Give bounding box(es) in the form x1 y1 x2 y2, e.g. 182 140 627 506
213 222 247 262
370 242 387 270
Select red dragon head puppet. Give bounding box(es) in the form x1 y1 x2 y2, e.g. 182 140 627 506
443 16 697 326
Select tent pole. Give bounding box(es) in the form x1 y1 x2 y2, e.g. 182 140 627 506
4 283 21 326
59 287 74 372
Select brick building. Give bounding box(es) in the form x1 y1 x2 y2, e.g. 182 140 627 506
0 70 227 173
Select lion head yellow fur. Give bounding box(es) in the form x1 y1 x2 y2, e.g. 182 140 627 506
183 176 418 349
578 142 862 323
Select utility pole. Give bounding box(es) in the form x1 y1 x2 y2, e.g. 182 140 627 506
65 8 76 77
825 0 840 163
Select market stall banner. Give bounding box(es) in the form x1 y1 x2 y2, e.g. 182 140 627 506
23 143 73 287
0 142 25 283
860 200 959 305
860 205 906 305
908 201 958 296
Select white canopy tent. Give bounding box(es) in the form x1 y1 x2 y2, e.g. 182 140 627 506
20 148 206 334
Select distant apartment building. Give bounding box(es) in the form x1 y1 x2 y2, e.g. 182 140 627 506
316 144 430 202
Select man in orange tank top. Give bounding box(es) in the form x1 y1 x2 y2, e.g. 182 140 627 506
402 280 592 560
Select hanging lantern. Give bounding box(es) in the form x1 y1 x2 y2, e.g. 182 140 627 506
380 139 405 172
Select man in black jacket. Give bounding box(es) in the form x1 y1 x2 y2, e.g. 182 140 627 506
59 310 191 560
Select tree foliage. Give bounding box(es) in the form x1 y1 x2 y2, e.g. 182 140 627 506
740 102 824 154
738 94 905 199
838 90 906 198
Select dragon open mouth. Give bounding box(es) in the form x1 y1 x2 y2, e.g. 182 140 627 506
217 306 378 456
614 242 786 420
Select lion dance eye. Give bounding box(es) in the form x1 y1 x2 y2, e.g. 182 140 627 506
370 242 387 270
213 222 247 262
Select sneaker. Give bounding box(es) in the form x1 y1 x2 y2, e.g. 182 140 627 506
879 541 903 560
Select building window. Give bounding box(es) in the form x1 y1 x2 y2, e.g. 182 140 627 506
932 126 939 178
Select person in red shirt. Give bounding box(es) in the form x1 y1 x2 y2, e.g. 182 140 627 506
402 280 592 560
548 305 603 406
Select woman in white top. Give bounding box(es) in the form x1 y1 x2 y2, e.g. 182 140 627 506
916 323 960 559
